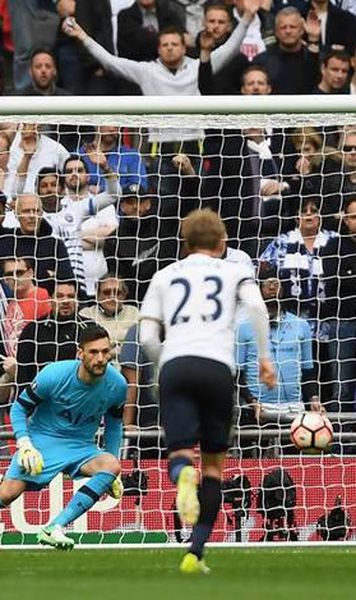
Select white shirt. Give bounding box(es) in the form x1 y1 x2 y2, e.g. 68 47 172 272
81 205 118 296
46 190 117 292
140 253 256 371
4 133 69 198
233 10 266 61
83 18 250 142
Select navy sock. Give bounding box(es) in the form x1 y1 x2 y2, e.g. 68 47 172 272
168 456 193 484
51 471 116 528
190 476 221 560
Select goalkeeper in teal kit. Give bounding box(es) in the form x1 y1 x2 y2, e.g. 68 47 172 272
0 325 127 549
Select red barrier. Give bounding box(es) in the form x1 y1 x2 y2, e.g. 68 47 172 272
1 457 355 542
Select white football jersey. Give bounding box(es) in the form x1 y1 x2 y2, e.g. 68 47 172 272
140 253 254 371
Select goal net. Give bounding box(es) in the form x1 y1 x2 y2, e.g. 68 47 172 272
0 96 356 547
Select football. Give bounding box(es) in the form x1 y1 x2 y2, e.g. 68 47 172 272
290 412 333 453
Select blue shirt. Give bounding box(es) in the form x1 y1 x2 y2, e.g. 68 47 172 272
236 312 313 405
79 144 148 193
12 360 127 444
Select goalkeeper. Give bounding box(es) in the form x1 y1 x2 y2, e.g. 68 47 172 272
0 325 127 550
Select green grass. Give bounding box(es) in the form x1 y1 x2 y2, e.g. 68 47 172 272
1 548 355 600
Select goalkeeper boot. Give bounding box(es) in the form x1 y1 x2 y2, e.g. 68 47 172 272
179 552 210 575
37 524 74 551
176 465 200 526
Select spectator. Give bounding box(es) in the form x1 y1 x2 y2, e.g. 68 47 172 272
1 256 51 357
120 324 159 455
19 48 71 96
236 263 321 454
312 49 351 94
194 3 248 94
43 155 119 297
4 123 69 199
321 195 356 413
240 64 272 94
350 47 356 94
64 5 258 97
253 6 321 93
8 0 58 91
0 194 74 294
79 273 139 367
56 0 129 94
117 0 184 61
104 183 180 303
304 0 356 56
231 0 266 61
169 0 206 39
259 197 338 337
0 129 13 191
283 126 340 227
36 166 64 214
16 280 92 387
322 127 356 208
0 355 17 405
79 125 147 194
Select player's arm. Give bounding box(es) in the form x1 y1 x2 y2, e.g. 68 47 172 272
10 377 47 476
139 274 163 365
62 18 144 85
238 280 276 389
210 0 259 74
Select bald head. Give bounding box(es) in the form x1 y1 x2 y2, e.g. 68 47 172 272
16 194 43 234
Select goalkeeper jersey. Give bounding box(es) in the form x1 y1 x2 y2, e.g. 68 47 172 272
14 360 127 443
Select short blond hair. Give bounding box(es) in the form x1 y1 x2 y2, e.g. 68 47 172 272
181 208 226 252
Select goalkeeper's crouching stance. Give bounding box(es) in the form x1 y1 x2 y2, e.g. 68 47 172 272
0 325 127 550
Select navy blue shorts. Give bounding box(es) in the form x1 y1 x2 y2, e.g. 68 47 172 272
159 356 234 453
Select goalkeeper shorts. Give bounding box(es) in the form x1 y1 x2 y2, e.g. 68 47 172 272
4 433 105 491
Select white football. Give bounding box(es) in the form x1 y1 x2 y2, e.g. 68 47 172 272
290 412 333 453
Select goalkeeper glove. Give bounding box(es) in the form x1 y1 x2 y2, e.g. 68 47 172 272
17 436 44 476
108 474 124 502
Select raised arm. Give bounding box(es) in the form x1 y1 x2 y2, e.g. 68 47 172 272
62 18 145 85
211 0 260 74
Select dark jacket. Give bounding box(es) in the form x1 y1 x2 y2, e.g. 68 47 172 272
117 0 184 61
76 0 114 70
104 198 180 303
193 31 248 94
321 234 356 319
0 219 74 294
303 1 356 55
17 313 94 386
253 44 319 94
20 82 72 96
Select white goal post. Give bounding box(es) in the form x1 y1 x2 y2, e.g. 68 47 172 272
0 95 355 549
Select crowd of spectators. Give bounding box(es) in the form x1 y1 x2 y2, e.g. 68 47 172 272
0 0 355 457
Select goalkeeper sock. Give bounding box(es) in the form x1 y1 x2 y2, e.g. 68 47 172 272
50 471 116 528
168 456 193 484
189 476 221 560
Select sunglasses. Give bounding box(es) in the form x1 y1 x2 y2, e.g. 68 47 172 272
3 268 28 278
343 145 356 153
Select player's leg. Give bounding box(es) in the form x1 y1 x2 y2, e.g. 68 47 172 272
159 358 201 526
0 478 27 507
181 451 225 574
180 359 234 574
38 451 120 549
47 453 120 528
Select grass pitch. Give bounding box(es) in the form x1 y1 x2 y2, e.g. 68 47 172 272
0 547 355 600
